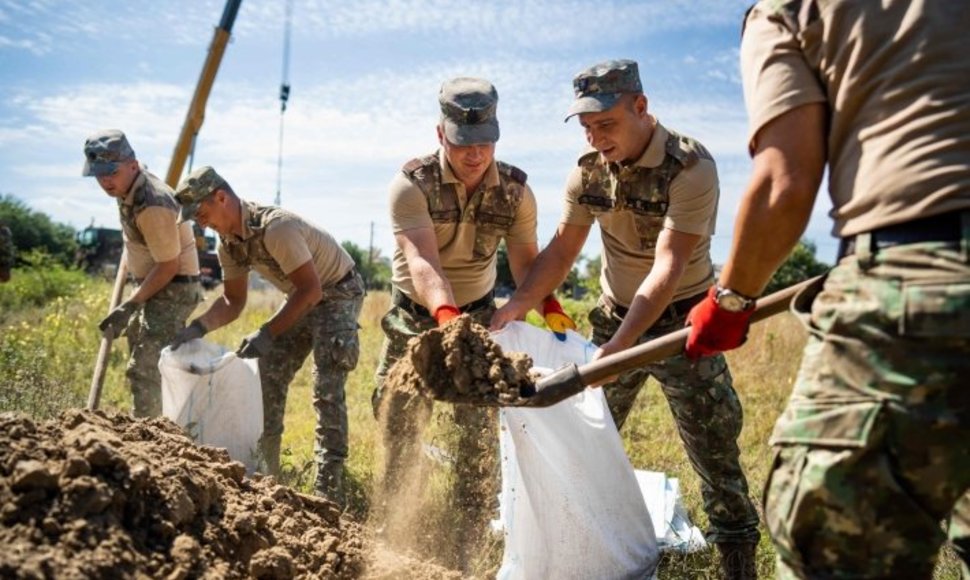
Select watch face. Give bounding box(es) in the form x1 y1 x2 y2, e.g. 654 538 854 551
716 290 750 312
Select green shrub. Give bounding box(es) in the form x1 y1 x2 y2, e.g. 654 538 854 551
0 251 92 316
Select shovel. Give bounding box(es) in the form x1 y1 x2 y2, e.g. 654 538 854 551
506 275 823 408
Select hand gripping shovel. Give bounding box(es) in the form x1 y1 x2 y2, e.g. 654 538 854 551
507 276 823 408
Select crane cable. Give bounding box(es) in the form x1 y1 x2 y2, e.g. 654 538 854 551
274 0 293 207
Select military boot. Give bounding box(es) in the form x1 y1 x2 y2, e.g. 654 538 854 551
314 460 345 507
717 541 757 580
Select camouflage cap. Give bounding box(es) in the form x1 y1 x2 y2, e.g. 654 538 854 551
175 166 228 220
438 77 500 145
564 59 643 122
82 129 136 177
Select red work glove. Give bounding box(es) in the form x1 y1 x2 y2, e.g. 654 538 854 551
684 286 754 359
542 296 576 341
433 304 461 326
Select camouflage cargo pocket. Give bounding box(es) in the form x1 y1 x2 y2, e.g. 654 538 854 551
769 399 883 447
900 280 970 338
632 214 664 251
326 330 360 372
473 225 503 259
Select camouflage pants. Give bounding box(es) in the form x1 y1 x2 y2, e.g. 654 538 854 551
257 271 364 487
589 296 761 545
767 239 970 579
373 289 499 547
125 280 202 417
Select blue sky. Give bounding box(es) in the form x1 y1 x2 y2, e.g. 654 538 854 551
0 0 838 266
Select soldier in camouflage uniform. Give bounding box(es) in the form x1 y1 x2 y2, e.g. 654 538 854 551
82 129 202 417
492 60 760 579
685 2 970 578
374 77 568 565
170 166 363 505
0 223 13 283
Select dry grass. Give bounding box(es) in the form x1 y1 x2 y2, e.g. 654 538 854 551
3 285 964 579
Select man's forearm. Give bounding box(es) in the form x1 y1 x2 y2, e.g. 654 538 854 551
410 258 456 310
612 269 679 347
264 285 321 337
128 259 178 304
511 244 576 309
197 296 243 333
720 171 816 297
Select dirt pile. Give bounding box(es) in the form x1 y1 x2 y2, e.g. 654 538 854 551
385 315 536 406
0 410 459 579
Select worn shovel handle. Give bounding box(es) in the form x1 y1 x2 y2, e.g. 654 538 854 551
530 275 823 404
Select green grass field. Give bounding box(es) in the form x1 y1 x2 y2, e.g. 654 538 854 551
0 274 963 578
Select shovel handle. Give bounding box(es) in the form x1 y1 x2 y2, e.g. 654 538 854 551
575 275 822 388
87 250 128 411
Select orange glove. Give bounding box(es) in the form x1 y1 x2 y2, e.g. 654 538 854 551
684 286 754 359
542 296 576 341
433 304 461 326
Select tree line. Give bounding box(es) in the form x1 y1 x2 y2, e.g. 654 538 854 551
1 194 828 295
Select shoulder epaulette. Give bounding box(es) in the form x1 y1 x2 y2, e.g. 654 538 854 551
498 161 527 185
665 133 699 168
578 150 600 167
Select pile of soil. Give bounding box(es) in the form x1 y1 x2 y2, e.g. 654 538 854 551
385 315 536 406
0 410 458 579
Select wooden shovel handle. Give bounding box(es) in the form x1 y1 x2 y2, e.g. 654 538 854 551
575 275 822 387
87 250 128 411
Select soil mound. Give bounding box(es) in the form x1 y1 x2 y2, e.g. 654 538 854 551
385 315 535 406
0 410 454 579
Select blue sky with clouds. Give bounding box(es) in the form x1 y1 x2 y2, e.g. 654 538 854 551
0 0 838 266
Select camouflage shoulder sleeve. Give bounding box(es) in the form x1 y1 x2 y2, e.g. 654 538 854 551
664 130 705 168
496 161 527 185
401 153 439 197
577 150 600 168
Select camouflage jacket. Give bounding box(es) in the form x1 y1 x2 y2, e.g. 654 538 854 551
118 170 181 247
577 128 710 250
219 202 292 284
402 153 527 251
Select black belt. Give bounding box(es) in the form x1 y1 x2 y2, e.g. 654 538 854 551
392 289 495 319
331 267 358 287
134 274 200 284
838 210 966 259
607 290 707 324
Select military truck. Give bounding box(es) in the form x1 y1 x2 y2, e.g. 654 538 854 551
75 224 222 289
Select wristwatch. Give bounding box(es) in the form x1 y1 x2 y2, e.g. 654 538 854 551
714 286 756 312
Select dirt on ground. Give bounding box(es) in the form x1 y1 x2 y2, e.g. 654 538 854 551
0 410 462 579
384 315 537 406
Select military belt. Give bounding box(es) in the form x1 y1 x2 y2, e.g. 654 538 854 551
838 209 968 260
331 267 358 288
133 274 200 284
605 290 707 326
392 288 495 319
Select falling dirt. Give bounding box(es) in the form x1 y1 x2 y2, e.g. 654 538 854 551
0 410 465 579
384 315 537 406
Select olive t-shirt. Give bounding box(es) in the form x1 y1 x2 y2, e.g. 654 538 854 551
390 150 538 307
741 1 970 236
219 203 354 295
560 122 717 307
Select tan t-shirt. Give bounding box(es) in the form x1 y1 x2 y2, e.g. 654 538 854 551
120 171 199 279
219 202 354 295
741 1 970 237
390 150 538 307
561 121 716 307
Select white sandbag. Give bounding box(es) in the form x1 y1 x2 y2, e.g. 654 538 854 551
491 322 659 580
159 339 263 473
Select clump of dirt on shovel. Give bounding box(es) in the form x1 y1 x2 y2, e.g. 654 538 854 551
0 410 459 579
385 314 537 406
